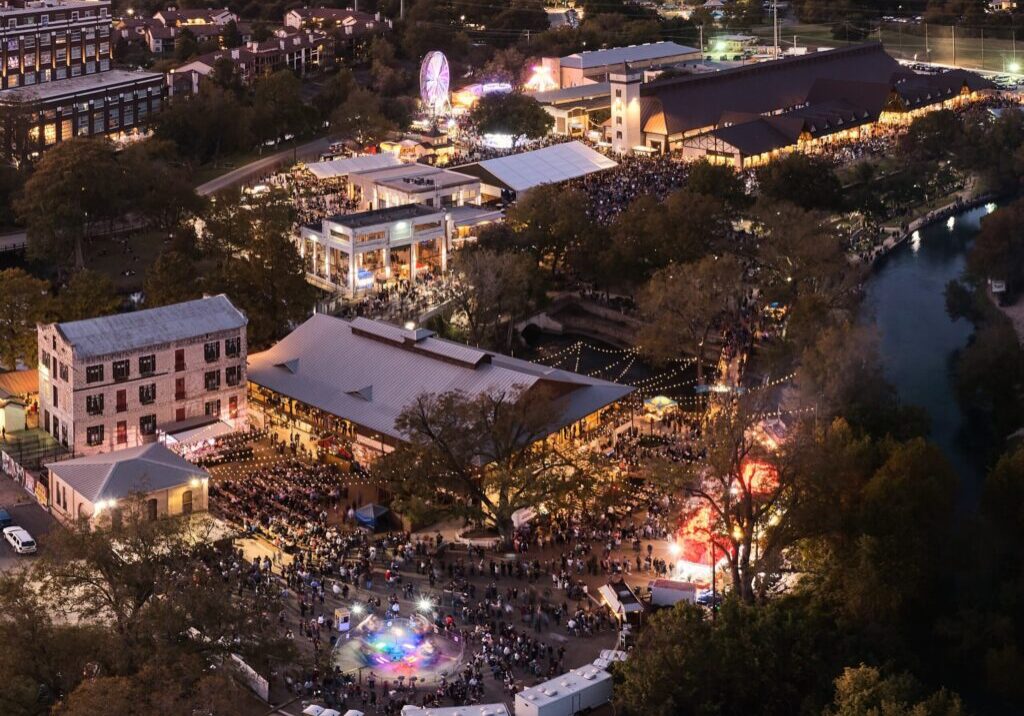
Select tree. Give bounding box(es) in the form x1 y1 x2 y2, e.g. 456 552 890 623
0 502 296 713
121 139 206 234
210 55 243 92
0 268 52 369
967 197 1024 292
330 87 396 147
687 158 750 209
655 395 802 603
751 200 852 306
899 109 963 163
503 184 593 274
252 70 313 146
613 598 843 716
825 665 965 716
155 85 253 162
467 92 554 145
637 254 745 383
375 387 599 545
173 27 199 62
313 67 354 121
757 153 843 212
56 269 120 322
144 251 203 308
450 247 543 351
202 190 317 348
15 137 124 269
222 19 243 48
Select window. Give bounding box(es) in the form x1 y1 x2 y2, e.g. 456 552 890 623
175 377 185 400
112 359 129 382
40 349 50 369
139 414 156 436
138 383 156 405
138 354 156 376
204 370 220 392
51 385 58 409
86 425 103 446
616 131 622 139
174 348 185 371
116 420 126 445
204 341 220 363
58 362 68 382
146 498 157 521
181 489 193 515
229 395 238 419
175 407 186 422
204 399 221 417
86 364 103 383
615 89 621 98
225 365 241 387
60 423 67 447
115 389 127 413
85 394 104 415
225 336 241 358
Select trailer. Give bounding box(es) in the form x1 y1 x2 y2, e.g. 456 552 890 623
515 667 613 716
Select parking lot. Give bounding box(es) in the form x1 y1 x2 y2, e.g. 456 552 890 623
0 474 57 570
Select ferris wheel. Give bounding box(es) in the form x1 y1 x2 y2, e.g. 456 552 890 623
419 51 450 115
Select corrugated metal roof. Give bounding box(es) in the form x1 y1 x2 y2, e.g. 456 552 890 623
562 42 699 70
305 153 401 180
247 315 633 441
54 295 247 360
47 443 209 503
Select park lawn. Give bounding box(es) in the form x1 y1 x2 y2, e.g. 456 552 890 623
751 20 1023 73
85 230 172 293
189 149 264 187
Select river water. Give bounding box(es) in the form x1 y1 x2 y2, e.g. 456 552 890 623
860 202 1000 490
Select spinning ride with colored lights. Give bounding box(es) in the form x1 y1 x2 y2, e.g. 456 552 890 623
334 612 462 678
419 51 451 116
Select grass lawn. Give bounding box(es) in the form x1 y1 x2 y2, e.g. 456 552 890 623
84 230 172 293
189 149 264 187
752 21 1024 73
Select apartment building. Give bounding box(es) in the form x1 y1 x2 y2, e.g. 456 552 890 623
37 295 248 457
0 0 165 159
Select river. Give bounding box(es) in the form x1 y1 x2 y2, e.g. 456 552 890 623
860 202 1000 492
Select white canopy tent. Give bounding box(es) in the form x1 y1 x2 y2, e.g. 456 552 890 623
466 141 617 193
305 154 402 180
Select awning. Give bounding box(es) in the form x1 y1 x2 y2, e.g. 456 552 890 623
163 418 235 445
354 503 389 527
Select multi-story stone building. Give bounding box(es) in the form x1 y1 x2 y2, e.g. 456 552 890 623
0 0 165 160
37 295 248 457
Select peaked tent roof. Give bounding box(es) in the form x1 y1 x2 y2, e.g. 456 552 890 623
47 443 209 503
305 153 401 180
246 315 633 442
54 295 247 360
562 41 700 70
456 141 617 193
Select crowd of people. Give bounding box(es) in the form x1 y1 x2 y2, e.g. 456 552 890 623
564 152 691 224
335 272 462 323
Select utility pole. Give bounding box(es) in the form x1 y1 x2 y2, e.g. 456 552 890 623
772 0 778 59
952 25 956 67
399 0 404 20
981 28 985 71
699 24 703 55
925 22 929 60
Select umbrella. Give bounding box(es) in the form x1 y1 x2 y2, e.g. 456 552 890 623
303 707 325 716
343 711 365 716
354 503 389 528
644 395 678 412
321 710 342 716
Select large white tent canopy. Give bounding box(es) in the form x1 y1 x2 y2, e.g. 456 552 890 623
305 153 401 180
468 141 617 193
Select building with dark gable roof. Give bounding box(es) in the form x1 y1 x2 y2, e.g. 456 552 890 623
606 43 994 166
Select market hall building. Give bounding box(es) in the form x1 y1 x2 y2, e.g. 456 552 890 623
246 315 634 468
608 42 994 164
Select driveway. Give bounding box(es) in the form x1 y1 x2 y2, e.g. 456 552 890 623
195 135 337 197
0 476 57 571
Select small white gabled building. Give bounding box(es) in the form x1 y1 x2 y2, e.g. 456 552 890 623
47 442 209 526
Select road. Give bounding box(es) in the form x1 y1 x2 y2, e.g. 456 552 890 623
0 230 26 253
195 135 337 197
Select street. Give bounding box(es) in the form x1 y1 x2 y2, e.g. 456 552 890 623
195 135 338 197
0 475 57 571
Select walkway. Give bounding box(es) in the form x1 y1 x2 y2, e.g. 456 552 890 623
196 136 337 197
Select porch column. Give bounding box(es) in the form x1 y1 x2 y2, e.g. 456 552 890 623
384 245 392 279
348 250 357 293
410 241 418 282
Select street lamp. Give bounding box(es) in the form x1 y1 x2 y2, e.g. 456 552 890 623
417 597 433 613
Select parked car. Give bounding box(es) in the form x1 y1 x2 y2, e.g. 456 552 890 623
0 508 12 528
3 526 37 554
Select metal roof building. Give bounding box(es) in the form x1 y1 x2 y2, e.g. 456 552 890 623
247 315 633 445
53 295 247 360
